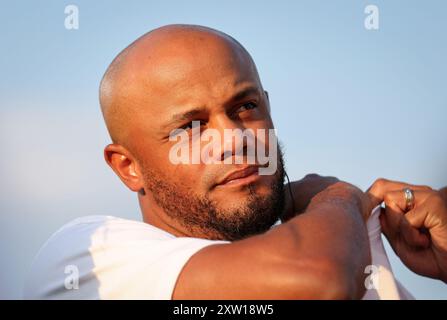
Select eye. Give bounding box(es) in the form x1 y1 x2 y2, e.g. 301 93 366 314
237 102 258 113
179 120 206 131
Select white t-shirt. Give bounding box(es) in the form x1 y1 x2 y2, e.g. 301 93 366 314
24 216 228 299
24 208 413 299
361 206 414 300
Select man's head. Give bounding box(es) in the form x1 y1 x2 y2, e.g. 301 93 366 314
100 24 285 241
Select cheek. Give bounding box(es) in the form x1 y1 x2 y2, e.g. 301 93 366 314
167 163 209 194
254 174 277 195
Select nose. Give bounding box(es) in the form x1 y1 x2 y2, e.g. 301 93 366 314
211 115 255 164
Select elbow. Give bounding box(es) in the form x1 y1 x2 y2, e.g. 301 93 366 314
319 266 364 300
288 258 366 300
317 259 369 300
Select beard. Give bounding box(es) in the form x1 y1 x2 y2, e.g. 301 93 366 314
141 146 286 241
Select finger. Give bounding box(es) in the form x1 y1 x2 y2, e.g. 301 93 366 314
383 190 433 213
385 190 443 249
379 205 429 249
367 178 432 194
382 192 406 233
379 207 397 242
399 216 430 249
366 191 383 210
405 194 445 230
367 178 432 207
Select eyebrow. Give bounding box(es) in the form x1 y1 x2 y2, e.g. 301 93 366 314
166 86 260 128
229 86 259 104
169 107 205 124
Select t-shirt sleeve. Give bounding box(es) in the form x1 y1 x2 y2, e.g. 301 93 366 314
24 217 230 300
147 237 229 299
91 236 229 299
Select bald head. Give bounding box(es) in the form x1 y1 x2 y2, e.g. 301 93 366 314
100 25 282 240
99 24 261 147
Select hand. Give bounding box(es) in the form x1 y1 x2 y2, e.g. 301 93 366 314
367 178 447 283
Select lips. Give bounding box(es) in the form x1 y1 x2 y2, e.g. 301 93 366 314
217 166 260 186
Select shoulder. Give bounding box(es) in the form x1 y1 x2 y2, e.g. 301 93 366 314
24 215 228 299
52 215 174 240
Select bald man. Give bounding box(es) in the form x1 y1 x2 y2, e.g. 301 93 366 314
23 25 447 300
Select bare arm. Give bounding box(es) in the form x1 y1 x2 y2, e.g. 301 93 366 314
173 182 371 299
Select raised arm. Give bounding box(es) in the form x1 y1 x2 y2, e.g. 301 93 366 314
173 181 372 299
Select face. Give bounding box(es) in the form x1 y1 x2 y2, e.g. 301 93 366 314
124 36 285 240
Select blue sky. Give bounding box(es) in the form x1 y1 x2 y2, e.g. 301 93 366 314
0 0 446 299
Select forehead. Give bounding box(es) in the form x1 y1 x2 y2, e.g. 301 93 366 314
114 31 265 151
132 40 261 120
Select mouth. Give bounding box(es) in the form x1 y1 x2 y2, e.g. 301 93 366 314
216 165 262 188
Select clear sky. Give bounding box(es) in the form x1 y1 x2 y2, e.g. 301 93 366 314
0 0 446 299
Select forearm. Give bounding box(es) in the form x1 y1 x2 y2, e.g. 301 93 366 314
174 182 371 300
277 182 371 298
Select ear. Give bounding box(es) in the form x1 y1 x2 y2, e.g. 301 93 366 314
264 90 271 113
104 144 144 193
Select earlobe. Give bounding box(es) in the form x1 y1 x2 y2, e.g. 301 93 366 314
103 144 143 192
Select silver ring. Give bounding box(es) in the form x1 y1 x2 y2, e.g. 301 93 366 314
403 188 415 211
